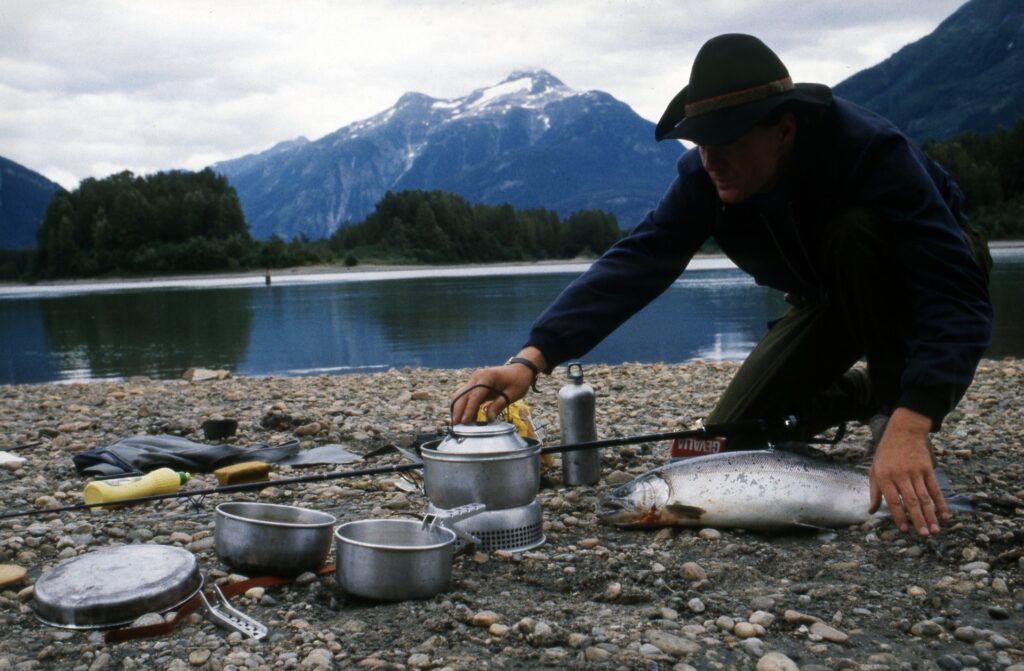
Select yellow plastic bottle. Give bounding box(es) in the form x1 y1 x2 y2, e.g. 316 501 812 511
84 468 191 508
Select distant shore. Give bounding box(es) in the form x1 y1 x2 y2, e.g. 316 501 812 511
2 240 1022 297
0 255 741 298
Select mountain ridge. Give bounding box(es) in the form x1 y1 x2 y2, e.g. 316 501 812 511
834 0 1023 139
213 69 683 240
0 156 64 250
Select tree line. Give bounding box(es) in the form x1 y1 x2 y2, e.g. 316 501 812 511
923 118 1024 240
10 171 622 280
327 190 621 264
2 117 1021 281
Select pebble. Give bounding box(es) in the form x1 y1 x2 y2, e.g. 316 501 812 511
784 609 822 624
606 471 633 486
954 626 982 643
131 612 164 628
472 610 500 627
749 610 775 628
698 528 721 540
937 654 964 671
187 650 211 665
604 582 622 600
584 647 611 662
686 598 705 613
680 561 707 581
578 537 601 549
756 652 799 671
301 648 333 669
911 619 944 637
987 605 1010 620
809 621 849 643
734 622 761 638
489 623 510 638
239 586 264 602
645 630 701 657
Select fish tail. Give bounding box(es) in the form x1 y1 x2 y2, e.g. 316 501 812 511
936 467 974 512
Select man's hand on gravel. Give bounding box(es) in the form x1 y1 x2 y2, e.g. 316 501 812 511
868 407 949 536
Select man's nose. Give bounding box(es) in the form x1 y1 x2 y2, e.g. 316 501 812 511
700 145 726 170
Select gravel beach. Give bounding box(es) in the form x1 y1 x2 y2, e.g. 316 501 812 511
0 361 1021 671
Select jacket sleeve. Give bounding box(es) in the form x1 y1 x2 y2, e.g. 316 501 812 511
525 151 714 369
853 133 993 428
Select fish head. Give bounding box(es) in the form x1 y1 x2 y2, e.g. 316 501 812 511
597 472 683 527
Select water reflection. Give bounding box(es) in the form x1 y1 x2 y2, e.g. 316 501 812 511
35 289 254 381
0 252 1019 385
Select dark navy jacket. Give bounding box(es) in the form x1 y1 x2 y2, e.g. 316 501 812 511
526 97 993 428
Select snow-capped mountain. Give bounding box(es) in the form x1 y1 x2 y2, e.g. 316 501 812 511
213 70 683 240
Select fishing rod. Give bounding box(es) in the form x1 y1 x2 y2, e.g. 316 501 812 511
0 415 837 521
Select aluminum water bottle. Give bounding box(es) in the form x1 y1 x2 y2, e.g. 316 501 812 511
558 363 600 486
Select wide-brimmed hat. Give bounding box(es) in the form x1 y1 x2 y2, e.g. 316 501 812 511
656 34 832 146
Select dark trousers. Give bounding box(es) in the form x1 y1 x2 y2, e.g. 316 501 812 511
706 208 988 443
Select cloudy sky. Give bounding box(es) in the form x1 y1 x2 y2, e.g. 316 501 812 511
2 0 967 190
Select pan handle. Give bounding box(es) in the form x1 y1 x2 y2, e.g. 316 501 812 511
422 502 486 547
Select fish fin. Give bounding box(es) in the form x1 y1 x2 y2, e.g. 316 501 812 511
790 521 832 533
772 441 827 458
665 504 705 520
935 467 975 512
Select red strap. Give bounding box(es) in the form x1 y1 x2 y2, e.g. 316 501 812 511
103 563 336 644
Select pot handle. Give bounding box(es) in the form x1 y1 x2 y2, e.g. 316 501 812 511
422 502 486 547
449 384 510 427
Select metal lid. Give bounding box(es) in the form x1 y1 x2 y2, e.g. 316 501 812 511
33 544 202 629
436 421 529 454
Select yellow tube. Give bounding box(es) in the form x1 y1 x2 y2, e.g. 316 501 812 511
83 468 191 508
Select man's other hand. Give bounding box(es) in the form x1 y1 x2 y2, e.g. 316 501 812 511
868 407 949 536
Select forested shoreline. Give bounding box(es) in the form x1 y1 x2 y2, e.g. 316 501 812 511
1 119 1021 282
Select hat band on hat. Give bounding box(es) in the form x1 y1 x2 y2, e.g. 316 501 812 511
684 76 794 118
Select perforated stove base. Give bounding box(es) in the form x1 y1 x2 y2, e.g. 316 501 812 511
426 501 546 553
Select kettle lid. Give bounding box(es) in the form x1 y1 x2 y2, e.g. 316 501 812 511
451 421 517 437
437 421 528 453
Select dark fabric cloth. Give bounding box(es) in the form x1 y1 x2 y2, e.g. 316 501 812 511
71 436 359 476
525 97 993 429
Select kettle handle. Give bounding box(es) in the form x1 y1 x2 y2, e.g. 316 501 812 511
449 383 511 427
566 362 584 382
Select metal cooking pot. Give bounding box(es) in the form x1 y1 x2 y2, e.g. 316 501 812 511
334 505 483 601
420 439 540 509
215 502 336 576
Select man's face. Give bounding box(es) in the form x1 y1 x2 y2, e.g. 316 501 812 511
698 113 795 204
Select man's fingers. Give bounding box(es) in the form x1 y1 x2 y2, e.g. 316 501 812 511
912 477 940 534
896 479 929 536
925 472 951 521
451 385 490 425
486 395 508 421
882 481 909 533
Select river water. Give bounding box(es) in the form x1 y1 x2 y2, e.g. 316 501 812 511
1 249 1021 385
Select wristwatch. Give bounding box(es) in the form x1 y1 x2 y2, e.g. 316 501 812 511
505 356 541 392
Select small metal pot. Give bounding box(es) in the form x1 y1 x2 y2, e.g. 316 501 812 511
334 505 484 602
420 440 540 510
215 502 336 576
334 519 457 601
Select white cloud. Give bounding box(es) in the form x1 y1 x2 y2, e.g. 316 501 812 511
0 0 968 190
